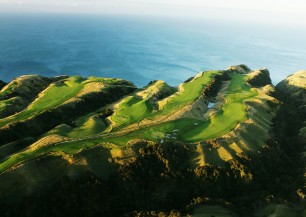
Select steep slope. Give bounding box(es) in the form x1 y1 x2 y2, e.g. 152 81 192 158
250 70 306 217
276 70 306 200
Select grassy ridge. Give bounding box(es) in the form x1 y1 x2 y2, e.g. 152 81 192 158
0 70 260 173
0 136 103 173
109 80 173 129
0 98 15 113
111 96 152 125
109 73 257 143
0 76 85 128
158 70 221 115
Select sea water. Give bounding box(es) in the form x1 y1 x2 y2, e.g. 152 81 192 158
0 14 305 87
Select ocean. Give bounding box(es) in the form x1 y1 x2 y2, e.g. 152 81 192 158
0 14 305 87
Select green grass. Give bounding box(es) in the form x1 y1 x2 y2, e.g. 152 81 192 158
105 74 257 144
0 76 85 128
108 71 219 131
0 137 102 173
68 116 107 138
29 76 84 110
111 96 153 125
84 76 125 85
0 98 15 113
75 73 257 145
181 74 257 141
109 79 174 128
0 71 260 173
45 106 109 138
158 70 221 115
47 124 72 135
93 119 194 146
0 81 18 98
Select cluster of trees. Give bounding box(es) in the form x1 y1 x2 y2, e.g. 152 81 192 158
0 142 256 217
0 133 303 216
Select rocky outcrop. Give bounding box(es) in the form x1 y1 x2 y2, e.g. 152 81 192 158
143 80 176 101
227 64 252 74
276 70 306 103
247 68 272 87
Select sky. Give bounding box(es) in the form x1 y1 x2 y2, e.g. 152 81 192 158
0 0 305 25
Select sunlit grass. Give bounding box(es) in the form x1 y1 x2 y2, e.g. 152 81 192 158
0 76 85 128
0 71 261 173
181 74 257 141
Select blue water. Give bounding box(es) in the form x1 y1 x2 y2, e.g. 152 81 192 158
0 14 306 87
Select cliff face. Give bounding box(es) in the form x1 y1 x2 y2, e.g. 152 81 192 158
0 66 305 216
276 70 306 144
247 68 272 87
276 70 306 106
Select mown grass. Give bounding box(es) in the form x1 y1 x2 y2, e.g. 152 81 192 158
118 73 257 143
0 71 260 173
48 72 256 146
0 76 124 129
0 76 132 172
110 70 221 129
181 74 257 141
111 96 153 125
157 70 221 115
109 80 173 128
103 71 224 144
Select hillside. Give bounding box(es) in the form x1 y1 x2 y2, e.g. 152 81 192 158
0 65 305 217
276 71 306 206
